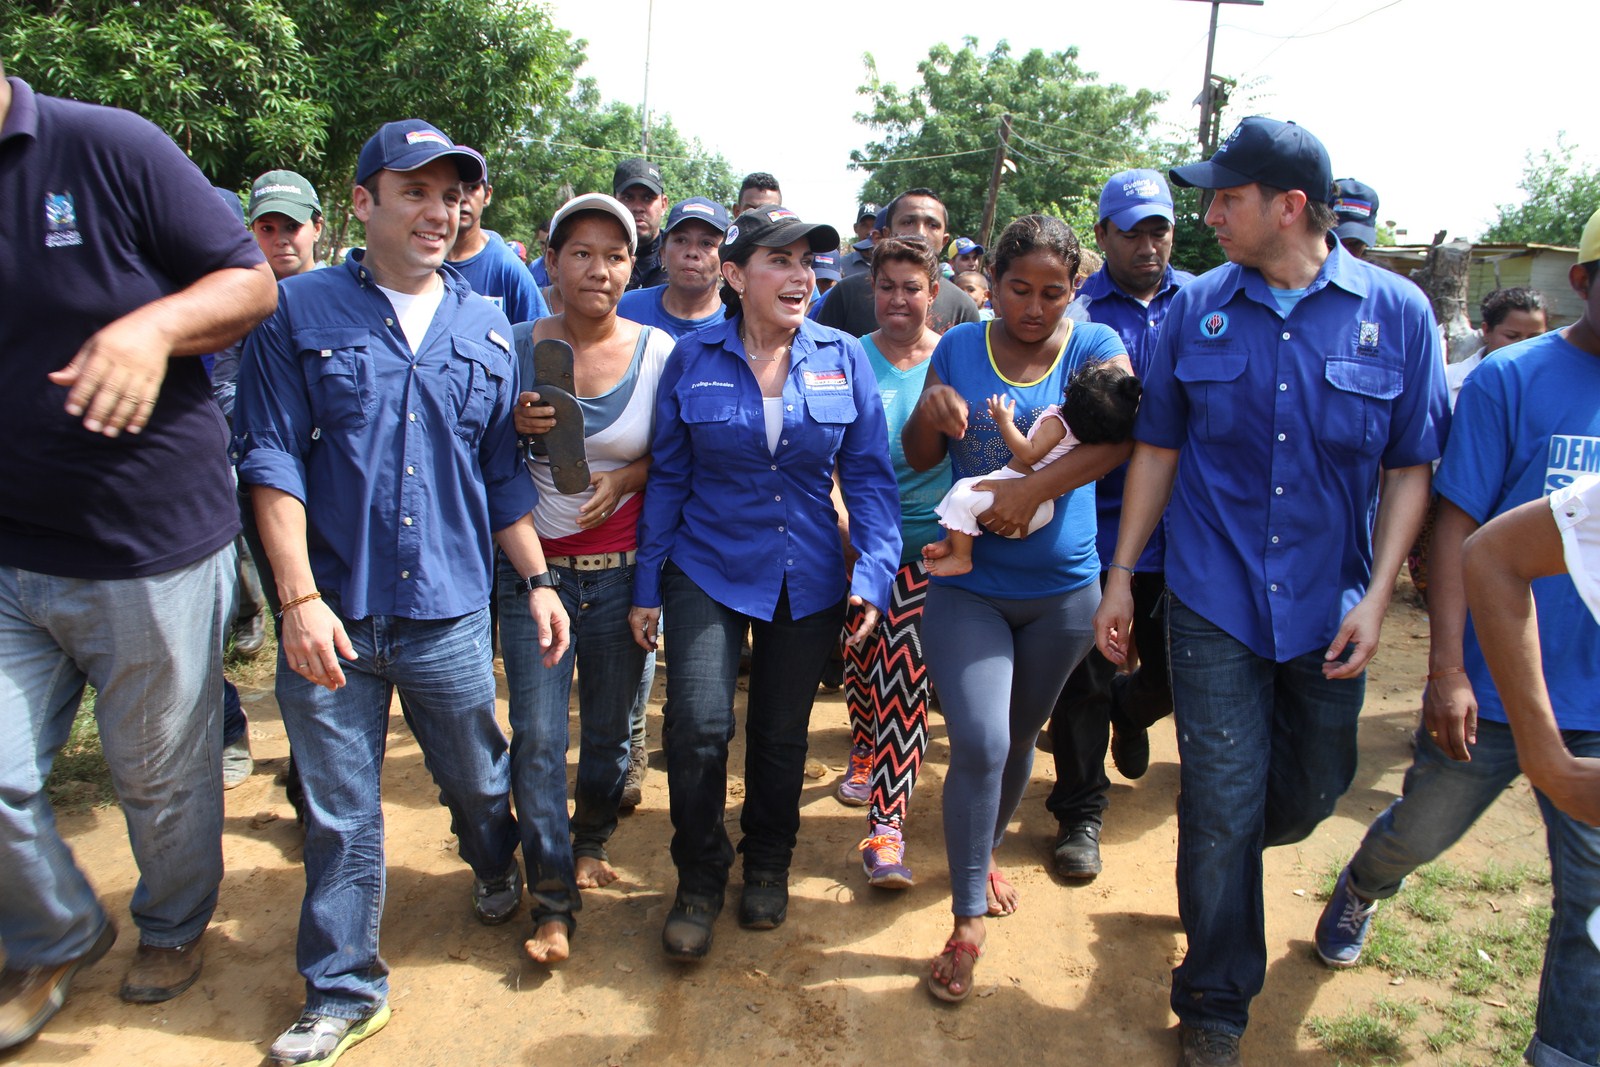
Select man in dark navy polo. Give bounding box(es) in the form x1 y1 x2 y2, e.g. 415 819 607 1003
1045 169 1195 881
235 119 569 1066
1094 118 1448 1066
0 60 277 1050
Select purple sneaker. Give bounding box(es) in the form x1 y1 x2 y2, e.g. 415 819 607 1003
859 823 913 888
835 744 872 807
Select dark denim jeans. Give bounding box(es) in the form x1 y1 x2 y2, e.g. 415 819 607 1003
660 563 843 898
276 604 517 1019
1166 595 1364 1037
497 555 645 923
1347 720 1600 1066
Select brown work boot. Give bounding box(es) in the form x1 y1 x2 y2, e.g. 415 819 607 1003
0 921 116 1051
119 932 204 1003
619 742 647 812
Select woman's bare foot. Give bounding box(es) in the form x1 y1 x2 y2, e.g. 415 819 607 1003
986 857 1019 916
575 856 618 889
524 919 571 964
928 915 985 1001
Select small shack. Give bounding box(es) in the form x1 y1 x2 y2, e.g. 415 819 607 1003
1366 242 1581 328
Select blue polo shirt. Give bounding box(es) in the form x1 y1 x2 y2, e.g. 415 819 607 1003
0 78 265 579
1437 330 1600 731
634 316 901 620
1136 241 1448 661
1075 263 1196 572
449 229 549 325
616 284 723 339
234 254 538 621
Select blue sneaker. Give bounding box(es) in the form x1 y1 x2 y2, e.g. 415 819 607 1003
1315 866 1377 968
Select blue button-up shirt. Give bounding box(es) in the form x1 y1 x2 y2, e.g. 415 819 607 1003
234 254 538 621
634 316 901 619
1075 263 1196 572
1136 241 1448 661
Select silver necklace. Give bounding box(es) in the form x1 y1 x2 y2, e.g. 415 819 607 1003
741 325 793 363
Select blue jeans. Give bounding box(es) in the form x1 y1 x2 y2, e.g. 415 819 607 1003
1347 720 1600 1066
497 556 645 923
276 603 516 1019
1166 595 1365 1036
0 546 234 964
660 563 843 898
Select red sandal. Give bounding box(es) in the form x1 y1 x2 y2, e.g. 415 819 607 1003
927 938 984 1002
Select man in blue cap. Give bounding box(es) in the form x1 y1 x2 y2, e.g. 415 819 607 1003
1044 169 1195 881
617 196 731 339
1094 117 1448 1066
1331 179 1380 258
236 118 569 1066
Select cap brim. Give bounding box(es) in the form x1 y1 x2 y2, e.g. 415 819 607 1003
615 179 664 197
753 220 841 255
664 213 728 235
1105 203 1174 232
248 197 317 225
1334 221 1378 246
379 145 485 184
550 193 639 255
1169 160 1255 191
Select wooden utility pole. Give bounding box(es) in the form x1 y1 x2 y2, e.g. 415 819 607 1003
979 114 1013 251
1179 0 1262 214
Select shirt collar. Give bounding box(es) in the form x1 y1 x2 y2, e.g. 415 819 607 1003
341 248 470 297
1 78 39 147
1078 263 1183 303
713 314 827 364
1232 237 1370 308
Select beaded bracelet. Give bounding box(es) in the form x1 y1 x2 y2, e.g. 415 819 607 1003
277 591 323 618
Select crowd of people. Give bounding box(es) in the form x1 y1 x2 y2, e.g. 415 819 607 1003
3 56 1600 1067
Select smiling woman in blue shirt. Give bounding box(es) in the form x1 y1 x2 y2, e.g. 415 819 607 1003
902 214 1133 1003
629 207 901 962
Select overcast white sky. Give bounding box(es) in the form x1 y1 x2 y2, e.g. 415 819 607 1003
541 0 1595 246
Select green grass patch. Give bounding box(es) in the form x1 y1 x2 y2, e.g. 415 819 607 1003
1425 997 1480 1053
45 687 116 812
1307 1001 1414 1063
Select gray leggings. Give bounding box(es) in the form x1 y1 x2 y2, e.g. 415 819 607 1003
922 581 1099 917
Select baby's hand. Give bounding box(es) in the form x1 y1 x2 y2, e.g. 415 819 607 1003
986 393 1016 424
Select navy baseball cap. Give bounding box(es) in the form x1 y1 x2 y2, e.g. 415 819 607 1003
1169 116 1333 201
1099 169 1175 231
812 251 842 281
664 196 731 235
1331 179 1380 246
613 157 664 197
856 202 880 222
723 206 839 259
356 120 484 185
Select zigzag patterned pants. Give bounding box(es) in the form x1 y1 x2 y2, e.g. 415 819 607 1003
842 560 931 829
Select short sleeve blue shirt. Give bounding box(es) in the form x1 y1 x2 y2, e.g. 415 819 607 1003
1075 264 1196 572
634 317 901 619
1136 241 1448 661
1435 330 1600 731
930 320 1126 599
450 230 549 325
616 285 723 340
234 255 538 621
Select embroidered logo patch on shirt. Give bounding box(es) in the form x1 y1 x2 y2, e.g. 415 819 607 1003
1358 321 1381 349
44 192 83 248
803 369 848 390
1199 310 1229 339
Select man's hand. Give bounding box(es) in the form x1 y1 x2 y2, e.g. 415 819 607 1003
49 317 173 437
514 390 557 436
528 586 570 668
918 384 970 440
1422 672 1478 761
844 595 881 651
1094 574 1135 665
629 605 660 652
974 476 1040 538
1324 594 1386 679
281 599 358 690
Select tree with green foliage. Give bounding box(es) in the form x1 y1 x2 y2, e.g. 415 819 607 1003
1483 135 1600 248
1 0 327 184
851 40 1163 245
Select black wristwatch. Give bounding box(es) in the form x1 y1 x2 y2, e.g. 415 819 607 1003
514 571 560 594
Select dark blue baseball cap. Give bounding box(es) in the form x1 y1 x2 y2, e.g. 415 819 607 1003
1331 179 1380 246
812 251 842 281
356 120 485 185
664 196 731 235
1099 169 1175 231
1169 116 1333 201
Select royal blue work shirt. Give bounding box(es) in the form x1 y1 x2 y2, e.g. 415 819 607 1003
1136 241 1448 662
234 253 537 621
1075 263 1196 572
634 316 901 620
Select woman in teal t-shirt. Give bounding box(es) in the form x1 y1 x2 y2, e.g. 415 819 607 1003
902 215 1131 1002
837 236 949 889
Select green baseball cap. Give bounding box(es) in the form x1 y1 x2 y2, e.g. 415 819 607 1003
247 170 322 225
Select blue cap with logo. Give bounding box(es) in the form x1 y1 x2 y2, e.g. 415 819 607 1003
664 196 731 235
1099 169 1175 231
356 120 485 185
1331 179 1380 246
1169 116 1333 201
812 251 842 281
950 236 984 257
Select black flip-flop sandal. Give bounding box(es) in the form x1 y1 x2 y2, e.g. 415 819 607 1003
520 336 589 494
